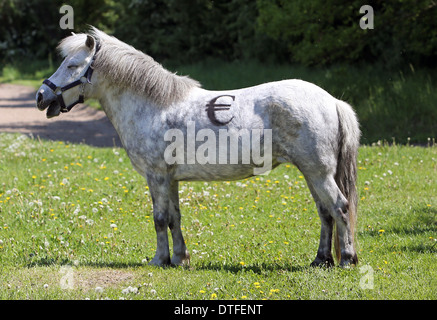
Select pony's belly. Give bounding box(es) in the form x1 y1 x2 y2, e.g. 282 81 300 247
173 164 257 181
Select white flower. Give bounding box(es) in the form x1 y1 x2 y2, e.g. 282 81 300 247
43 284 49 289
92 208 98 214
130 287 138 294
122 286 138 294
110 223 117 229
95 286 104 293
150 289 157 295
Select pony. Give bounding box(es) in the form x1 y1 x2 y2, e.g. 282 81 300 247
36 27 360 267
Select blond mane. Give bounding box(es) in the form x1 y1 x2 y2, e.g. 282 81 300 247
57 27 200 107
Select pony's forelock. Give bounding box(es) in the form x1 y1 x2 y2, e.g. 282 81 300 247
57 33 88 57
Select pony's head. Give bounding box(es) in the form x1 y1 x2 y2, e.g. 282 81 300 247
37 27 200 117
36 33 99 118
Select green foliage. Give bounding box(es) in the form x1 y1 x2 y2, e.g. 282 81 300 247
111 0 272 63
2 0 435 67
0 0 119 63
256 0 437 67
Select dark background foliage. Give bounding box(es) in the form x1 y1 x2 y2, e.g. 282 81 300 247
1 0 436 67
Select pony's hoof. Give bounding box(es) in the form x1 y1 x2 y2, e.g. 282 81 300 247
339 253 358 268
310 256 334 268
149 255 171 267
171 250 191 266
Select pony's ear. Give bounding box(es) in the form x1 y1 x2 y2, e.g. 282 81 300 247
85 35 95 50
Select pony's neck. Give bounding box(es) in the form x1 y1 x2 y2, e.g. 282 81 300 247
95 77 157 138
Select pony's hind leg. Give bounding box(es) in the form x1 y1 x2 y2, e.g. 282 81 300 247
312 206 335 267
305 173 357 267
305 181 335 267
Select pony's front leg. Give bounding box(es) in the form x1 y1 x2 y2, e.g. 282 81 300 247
147 173 171 266
168 180 190 266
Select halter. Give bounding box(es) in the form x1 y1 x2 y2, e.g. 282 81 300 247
43 40 100 113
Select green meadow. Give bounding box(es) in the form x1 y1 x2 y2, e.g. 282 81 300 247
0 133 435 299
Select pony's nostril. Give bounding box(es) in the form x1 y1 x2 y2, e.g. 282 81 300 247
37 92 43 104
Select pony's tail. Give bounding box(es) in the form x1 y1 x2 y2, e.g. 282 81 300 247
334 100 360 264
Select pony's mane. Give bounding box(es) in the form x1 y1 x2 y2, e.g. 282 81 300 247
57 27 200 107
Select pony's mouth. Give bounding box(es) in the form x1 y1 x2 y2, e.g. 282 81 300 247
46 101 61 119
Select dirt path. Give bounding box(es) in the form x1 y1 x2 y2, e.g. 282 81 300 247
0 83 121 147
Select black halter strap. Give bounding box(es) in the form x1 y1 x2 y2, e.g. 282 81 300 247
43 40 100 113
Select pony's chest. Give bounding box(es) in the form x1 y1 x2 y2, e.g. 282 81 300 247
115 114 168 174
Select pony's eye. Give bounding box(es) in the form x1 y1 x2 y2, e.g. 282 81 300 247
67 65 78 69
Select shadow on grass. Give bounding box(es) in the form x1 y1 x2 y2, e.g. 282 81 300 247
25 255 313 273
192 261 310 274
358 206 436 254
360 206 436 237
25 256 144 269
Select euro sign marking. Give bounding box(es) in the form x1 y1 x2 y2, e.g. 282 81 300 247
205 95 235 126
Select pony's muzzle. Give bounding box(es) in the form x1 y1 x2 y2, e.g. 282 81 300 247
36 88 53 111
36 90 46 111
36 87 62 118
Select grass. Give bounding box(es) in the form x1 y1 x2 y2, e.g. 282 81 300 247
0 133 435 300
1 58 436 144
